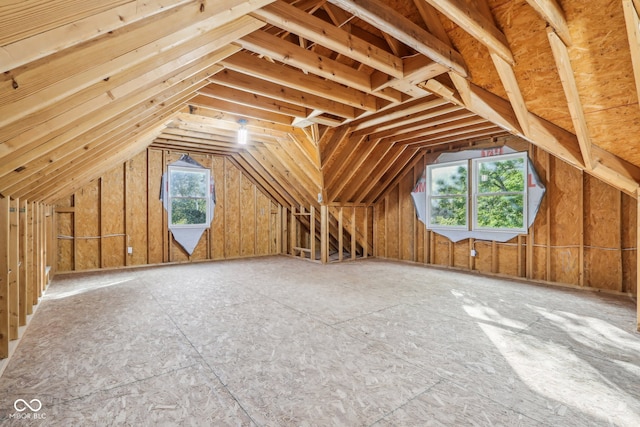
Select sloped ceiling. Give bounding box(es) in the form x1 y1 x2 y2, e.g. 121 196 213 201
2 0 640 208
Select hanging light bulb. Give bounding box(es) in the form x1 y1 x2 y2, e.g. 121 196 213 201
237 119 248 145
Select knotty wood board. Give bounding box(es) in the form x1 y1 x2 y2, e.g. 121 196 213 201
211 156 226 260
400 172 416 262
224 158 241 258
548 155 581 284
56 212 73 272
491 0 573 132
101 165 125 268
562 0 640 165
583 175 622 291
126 151 148 266
147 149 164 264
240 173 256 257
622 193 637 294
453 239 470 270
385 187 400 260
74 181 100 270
497 241 519 278
255 192 271 256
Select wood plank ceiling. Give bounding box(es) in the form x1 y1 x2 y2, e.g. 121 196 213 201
2 0 640 208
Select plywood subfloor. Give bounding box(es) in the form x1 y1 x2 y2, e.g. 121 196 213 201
0 256 639 425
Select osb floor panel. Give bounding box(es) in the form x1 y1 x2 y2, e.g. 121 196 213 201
1 256 639 426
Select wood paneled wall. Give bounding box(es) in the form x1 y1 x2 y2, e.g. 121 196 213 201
55 149 283 272
374 139 638 296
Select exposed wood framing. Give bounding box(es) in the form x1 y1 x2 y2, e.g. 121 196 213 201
623 0 640 111
326 0 468 77
423 0 514 64
0 197 9 358
546 28 594 170
525 0 572 46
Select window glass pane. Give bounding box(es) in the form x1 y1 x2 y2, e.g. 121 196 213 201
170 170 207 197
171 198 207 225
476 195 524 229
477 157 524 194
429 163 467 195
429 196 467 227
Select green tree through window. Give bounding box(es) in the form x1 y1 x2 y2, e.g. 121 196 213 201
427 152 528 233
474 156 525 230
169 167 210 227
428 161 468 228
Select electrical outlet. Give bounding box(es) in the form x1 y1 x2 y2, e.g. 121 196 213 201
470 249 477 257
127 246 133 255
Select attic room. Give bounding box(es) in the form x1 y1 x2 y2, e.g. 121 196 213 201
1 0 640 424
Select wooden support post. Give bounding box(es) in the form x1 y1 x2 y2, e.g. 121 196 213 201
276 205 282 254
310 206 316 261
373 205 378 258
579 171 585 286
526 147 535 280
517 235 524 278
0 197 10 358
99 178 104 268
321 205 328 264
637 188 640 331
281 207 288 254
491 241 498 273
290 206 296 256
300 206 306 259
546 154 552 281
363 206 369 259
30 202 38 306
19 201 27 326
351 208 357 260
384 198 388 258
9 198 19 340
469 238 475 271
448 241 454 267
429 231 435 264
39 204 45 293
26 202 33 315
338 207 344 262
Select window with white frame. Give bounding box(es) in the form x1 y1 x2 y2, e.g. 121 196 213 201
168 166 211 227
427 152 528 234
427 160 468 229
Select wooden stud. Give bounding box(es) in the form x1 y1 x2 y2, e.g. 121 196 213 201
9 198 19 340
637 187 640 331
546 154 552 282
310 206 316 261
26 202 33 315
491 241 498 274
338 207 344 262
19 200 27 326
320 205 328 264
351 208 357 260
579 170 585 286
517 235 524 278
290 206 296 256
363 206 369 259
30 202 38 306
0 197 10 358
